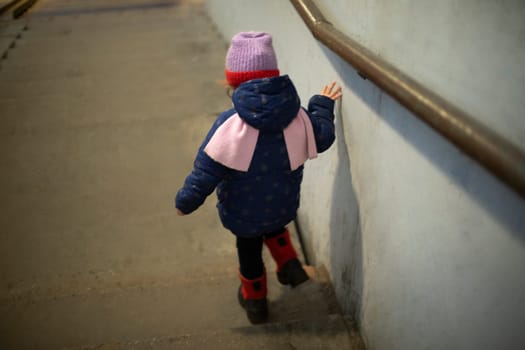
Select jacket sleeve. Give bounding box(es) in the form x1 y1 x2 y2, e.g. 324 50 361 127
175 112 232 214
306 95 336 153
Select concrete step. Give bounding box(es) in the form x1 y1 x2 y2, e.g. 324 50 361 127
1 273 247 349
24 11 209 35
0 18 27 60
0 222 309 307
1 30 222 68
3 7 203 40
0 210 236 299
0 59 220 98
0 19 26 36
62 315 363 350
27 2 208 30
0 52 201 81
33 0 183 16
0 94 225 142
10 38 218 61
0 35 223 73
11 26 217 55
0 36 15 55
9 39 217 60
0 265 345 350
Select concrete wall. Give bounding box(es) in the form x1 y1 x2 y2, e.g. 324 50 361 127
205 1 525 349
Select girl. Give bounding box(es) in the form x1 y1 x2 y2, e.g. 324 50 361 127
175 31 342 324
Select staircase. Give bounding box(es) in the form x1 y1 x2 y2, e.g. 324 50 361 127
0 1 364 348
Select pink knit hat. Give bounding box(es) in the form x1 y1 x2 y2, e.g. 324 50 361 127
225 32 280 87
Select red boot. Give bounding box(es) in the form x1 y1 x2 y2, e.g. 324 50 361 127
238 272 268 324
264 229 309 287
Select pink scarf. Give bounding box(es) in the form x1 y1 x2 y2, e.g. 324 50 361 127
204 109 317 172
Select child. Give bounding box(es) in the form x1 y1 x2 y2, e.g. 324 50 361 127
175 31 341 324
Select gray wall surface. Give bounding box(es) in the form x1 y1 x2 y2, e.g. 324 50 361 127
206 1 525 349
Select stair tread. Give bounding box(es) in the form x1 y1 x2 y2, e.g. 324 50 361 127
0 266 342 350
63 314 362 350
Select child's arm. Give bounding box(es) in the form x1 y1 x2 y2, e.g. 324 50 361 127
175 152 227 215
307 82 342 153
175 112 233 216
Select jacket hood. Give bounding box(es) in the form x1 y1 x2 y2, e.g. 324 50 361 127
232 75 301 132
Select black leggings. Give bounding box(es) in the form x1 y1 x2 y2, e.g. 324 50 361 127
236 227 285 279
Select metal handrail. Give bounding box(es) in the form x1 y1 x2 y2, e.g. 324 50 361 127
291 0 525 198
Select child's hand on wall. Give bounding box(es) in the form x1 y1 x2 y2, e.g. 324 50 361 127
321 81 342 101
176 208 186 216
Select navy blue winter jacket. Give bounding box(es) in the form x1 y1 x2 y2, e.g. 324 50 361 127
175 75 336 237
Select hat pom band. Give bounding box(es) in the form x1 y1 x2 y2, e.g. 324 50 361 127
225 69 280 88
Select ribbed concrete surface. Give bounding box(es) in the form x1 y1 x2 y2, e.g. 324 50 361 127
0 1 363 349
